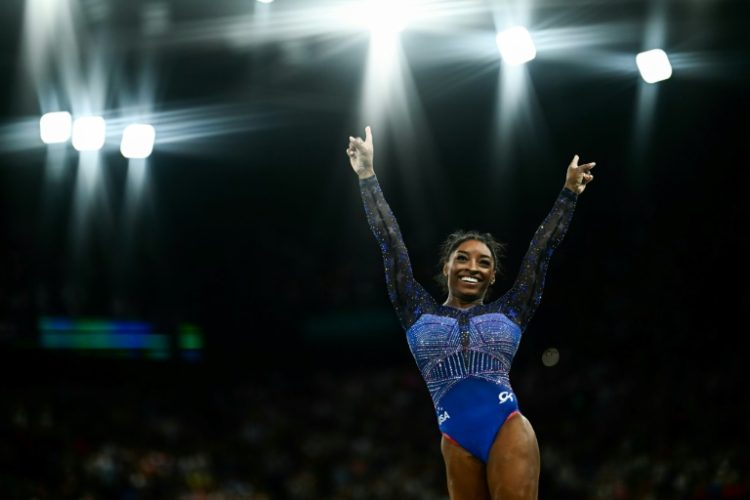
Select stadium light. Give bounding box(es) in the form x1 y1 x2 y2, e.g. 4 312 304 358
40 112 73 144
496 26 536 65
72 116 106 151
636 49 672 83
367 0 412 36
120 124 156 159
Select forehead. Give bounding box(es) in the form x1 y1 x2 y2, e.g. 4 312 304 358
454 239 492 257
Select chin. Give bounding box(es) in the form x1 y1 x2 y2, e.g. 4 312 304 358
454 289 485 302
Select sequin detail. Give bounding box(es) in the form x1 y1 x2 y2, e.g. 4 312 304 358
360 175 576 408
407 313 521 405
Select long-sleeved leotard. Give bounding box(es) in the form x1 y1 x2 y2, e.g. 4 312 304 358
360 174 577 462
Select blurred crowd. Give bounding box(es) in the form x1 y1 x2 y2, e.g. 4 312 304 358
2 353 748 500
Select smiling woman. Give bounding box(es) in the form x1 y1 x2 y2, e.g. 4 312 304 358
435 231 506 309
346 126 595 499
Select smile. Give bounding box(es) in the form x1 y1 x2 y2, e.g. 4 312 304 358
459 276 480 283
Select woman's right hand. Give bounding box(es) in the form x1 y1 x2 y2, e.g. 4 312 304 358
347 126 375 179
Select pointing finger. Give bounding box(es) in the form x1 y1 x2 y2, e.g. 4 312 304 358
365 126 373 145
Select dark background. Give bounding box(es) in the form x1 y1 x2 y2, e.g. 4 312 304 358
0 0 748 498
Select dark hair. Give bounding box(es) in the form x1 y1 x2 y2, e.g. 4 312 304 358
434 230 507 295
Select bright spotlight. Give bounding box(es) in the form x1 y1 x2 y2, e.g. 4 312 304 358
367 0 412 36
120 124 156 159
636 49 672 83
496 26 536 66
40 112 73 144
257 0 274 3
72 116 106 151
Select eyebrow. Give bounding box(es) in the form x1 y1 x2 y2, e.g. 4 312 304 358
456 250 492 259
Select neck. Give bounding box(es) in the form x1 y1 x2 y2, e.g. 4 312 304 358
443 293 484 310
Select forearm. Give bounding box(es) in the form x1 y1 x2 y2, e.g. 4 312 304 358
535 188 577 250
359 175 402 249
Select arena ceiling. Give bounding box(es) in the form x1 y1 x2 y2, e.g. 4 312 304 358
0 0 747 359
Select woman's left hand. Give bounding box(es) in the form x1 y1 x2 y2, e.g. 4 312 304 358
564 155 596 195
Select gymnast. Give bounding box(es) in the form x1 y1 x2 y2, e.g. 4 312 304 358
346 126 595 499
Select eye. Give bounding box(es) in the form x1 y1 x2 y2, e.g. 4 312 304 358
480 260 492 267
456 255 468 262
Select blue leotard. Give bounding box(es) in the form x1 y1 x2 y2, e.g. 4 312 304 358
359 175 577 463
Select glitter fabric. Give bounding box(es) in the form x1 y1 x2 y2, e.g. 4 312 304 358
360 175 577 408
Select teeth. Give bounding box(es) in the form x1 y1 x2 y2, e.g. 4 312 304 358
460 277 479 283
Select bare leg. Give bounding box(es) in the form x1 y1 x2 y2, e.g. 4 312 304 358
486 414 540 500
440 435 491 500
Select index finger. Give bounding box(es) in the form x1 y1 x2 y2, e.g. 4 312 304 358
365 126 373 145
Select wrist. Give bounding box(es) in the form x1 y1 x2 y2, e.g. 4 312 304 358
563 183 579 194
358 169 375 180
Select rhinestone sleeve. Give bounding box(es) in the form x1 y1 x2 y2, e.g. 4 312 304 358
492 187 577 330
359 176 435 330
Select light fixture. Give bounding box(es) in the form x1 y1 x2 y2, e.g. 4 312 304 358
72 116 107 151
40 112 73 144
496 26 536 66
636 49 672 83
120 124 156 159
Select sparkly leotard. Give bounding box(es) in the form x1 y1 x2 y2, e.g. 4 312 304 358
359 175 577 463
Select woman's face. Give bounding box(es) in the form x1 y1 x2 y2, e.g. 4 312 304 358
443 239 495 301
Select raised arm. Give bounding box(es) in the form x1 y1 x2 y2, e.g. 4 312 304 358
347 127 433 330
496 155 596 330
